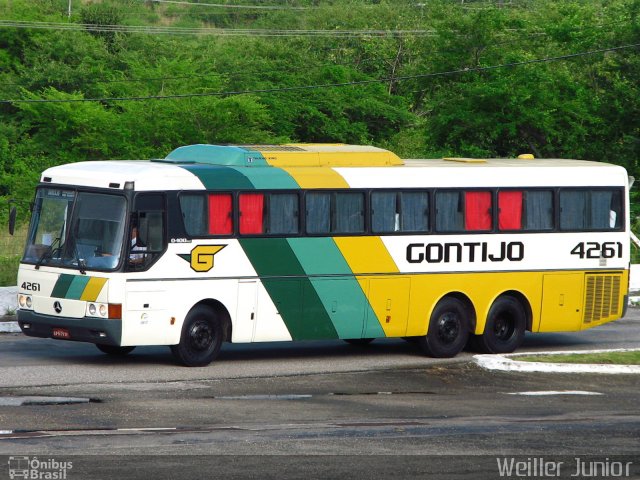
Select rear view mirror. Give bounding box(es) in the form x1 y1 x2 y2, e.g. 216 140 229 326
8 204 16 235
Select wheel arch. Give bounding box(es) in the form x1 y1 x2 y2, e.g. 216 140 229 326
491 290 533 332
432 292 477 333
190 298 233 342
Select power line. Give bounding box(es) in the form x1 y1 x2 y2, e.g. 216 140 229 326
0 54 412 88
1 43 637 105
0 20 438 37
135 0 310 10
1 16 626 90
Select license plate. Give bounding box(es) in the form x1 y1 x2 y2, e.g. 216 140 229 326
52 328 71 339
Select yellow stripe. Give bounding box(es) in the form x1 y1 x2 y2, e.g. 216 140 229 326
333 237 398 274
281 167 349 188
334 237 413 336
259 148 402 167
80 277 108 302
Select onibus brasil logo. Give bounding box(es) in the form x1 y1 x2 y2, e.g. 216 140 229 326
8 456 72 479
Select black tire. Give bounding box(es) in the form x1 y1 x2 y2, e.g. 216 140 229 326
343 338 374 346
418 297 469 358
171 305 223 367
475 296 526 354
96 344 136 356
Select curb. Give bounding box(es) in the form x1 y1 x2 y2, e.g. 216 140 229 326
0 321 20 334
473 348 640 374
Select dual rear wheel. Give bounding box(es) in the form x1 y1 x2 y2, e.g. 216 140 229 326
419 295 526 358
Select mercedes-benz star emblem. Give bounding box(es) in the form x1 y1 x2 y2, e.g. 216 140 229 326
53 301 62 314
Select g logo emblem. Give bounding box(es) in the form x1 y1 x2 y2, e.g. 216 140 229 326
187 245 226 272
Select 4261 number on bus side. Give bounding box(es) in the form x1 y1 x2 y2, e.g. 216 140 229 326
570 241 623 259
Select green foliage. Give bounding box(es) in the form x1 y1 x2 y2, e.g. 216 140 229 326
0 255 21 287
0 0 638 241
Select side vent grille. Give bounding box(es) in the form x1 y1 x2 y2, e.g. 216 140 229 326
583 273 622 324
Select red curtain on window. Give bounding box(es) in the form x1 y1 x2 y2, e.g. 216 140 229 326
239 193 264 234
498 191 523 230
208 193 232 235
465 191 492 230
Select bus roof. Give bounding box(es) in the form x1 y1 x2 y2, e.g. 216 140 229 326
161 144 403 167
38 145 629 191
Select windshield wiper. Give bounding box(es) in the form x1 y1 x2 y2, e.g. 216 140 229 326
72 243 87 275
35 237 61 270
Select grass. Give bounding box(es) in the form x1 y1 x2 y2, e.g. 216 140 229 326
517 351 640 365
0 224 27 287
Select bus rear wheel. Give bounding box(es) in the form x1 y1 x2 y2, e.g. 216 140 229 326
96 344 136 356
475 296 526 354
171 305 223 367
419 297 469 358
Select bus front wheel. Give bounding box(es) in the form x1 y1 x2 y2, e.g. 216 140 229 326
171 305 223 367
419 297 469 358
475 296 526 354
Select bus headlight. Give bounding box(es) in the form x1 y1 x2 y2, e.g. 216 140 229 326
18 294 33 310
86 302 108 318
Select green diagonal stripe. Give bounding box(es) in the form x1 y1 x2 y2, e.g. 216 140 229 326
180 160 378 340
240 238 339 340
179 164 255 190
288 238 384 339
51 274 75 298
66 275 91 300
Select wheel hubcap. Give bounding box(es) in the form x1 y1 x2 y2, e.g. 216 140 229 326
188 319 214 351
437 313 460 345
494 315 514 340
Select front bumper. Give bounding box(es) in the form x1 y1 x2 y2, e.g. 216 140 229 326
17 310 122 346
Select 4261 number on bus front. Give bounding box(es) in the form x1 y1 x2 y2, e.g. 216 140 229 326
570 241 623 259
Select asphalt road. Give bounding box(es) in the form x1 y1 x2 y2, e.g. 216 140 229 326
0 311 639 479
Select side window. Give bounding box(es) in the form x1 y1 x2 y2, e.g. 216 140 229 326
180 194 207 236
266 193 299 235
306 192 331 234
239 193 264 235
128 193 165 271
371 191 429 233
435 191 464 232
464 191 492 231
238 191 300 236
523 190 554 230
335 192 364 233
371 192 397 233
305 191 364 235
401 191 429 232
498 191 523 230
208 193 233 235
179 192 233 236
436 190 492 232
498 189 555 231
560 189 622 231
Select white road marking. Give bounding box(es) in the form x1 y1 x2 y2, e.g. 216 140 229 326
506 390 603 396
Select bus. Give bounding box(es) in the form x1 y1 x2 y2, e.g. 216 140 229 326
15 144 631 366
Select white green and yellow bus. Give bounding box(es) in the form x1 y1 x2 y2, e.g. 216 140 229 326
15 144 631 366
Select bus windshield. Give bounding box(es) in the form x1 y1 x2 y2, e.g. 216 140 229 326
23 188 127 271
